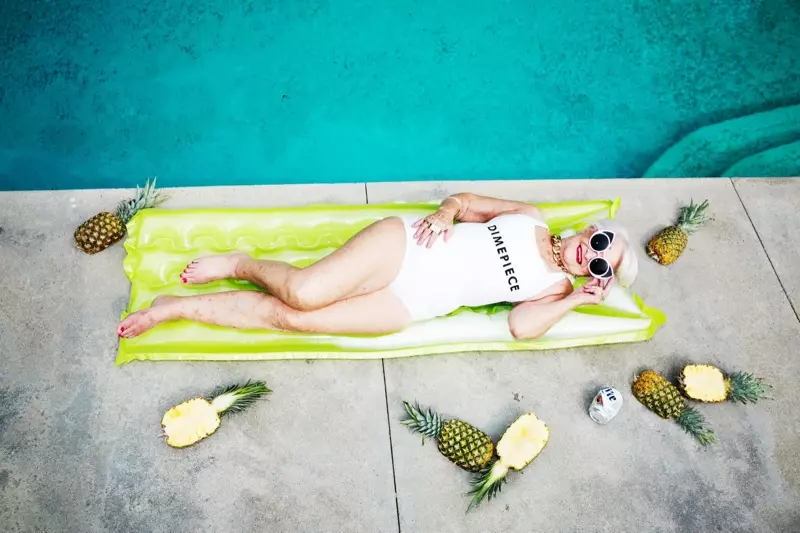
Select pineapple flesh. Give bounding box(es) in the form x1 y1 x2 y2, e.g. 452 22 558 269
679 364 769 404
647 199 711 265
401 401 494 472
468 413 549 510
162 398 222 448
162 381 271 448
74 178 167 254
632 370 715 446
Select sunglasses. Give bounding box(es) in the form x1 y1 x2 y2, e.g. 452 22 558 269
587 230 615 280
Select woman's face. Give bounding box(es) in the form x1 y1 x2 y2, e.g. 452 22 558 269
561 226 625 278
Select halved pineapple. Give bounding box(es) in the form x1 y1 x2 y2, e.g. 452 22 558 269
467 413 549 510
162 398 223 448
162 381 271 448
679 364 769 404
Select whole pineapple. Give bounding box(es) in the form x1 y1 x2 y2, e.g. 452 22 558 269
162 381 271 448
647 199 711 265
74 178 167 254
632 370 715 446
679 364 770 404
467 412 550 511
401 401 494 472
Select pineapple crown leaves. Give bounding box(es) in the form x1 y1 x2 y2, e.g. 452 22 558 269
677 199 712 234
465 460 509 512
114 177 169 224
400 401 443 440
208 380 271 415
677 406 715 446
727 371 772 404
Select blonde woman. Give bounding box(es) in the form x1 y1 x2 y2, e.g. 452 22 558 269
119 193 638 340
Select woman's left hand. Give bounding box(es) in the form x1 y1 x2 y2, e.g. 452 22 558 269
567 277 614 306
412 208 455 248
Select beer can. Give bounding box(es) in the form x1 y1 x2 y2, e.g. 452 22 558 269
588 387 623 424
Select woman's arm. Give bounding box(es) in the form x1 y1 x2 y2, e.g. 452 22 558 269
413 192 543 248
446 193 542 223
508 278 613 339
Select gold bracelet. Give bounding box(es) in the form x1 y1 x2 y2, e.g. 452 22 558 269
444 195 463 218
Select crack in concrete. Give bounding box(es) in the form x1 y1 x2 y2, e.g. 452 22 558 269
730 178 800 324
366 181 401 533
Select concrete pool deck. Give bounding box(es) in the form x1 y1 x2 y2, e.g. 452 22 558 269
1 178 799 532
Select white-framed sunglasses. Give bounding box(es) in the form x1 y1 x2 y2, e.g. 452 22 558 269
587 230 615 280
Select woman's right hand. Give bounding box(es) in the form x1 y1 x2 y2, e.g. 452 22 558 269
567 277 613 306
412 208 456 248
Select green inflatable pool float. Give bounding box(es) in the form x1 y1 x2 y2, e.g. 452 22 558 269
116 198 665 365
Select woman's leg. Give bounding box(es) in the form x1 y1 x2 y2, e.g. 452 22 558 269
118 288 412 338
180 217 408 311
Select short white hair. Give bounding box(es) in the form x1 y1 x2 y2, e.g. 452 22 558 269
592 218 639 288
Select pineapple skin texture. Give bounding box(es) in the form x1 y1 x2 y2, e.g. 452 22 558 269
680 364 729 403
162 398 221 448
646 226 688 265
632 370 686 419
74 212 126 254
496 413 549 470
437 419 494 472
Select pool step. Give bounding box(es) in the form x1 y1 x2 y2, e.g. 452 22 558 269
643 104 800 177
721 139 800 178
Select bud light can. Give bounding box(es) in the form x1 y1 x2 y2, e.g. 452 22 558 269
589 387 623 424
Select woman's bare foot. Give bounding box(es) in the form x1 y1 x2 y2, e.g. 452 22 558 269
181 252 249 284
118 295 178 338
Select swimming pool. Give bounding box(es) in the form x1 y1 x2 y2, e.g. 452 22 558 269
1 0 799 191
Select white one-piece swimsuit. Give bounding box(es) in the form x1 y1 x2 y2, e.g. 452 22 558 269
387 213 568 322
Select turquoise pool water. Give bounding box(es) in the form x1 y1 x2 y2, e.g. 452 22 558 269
1 0 799 191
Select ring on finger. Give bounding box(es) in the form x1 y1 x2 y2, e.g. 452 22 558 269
428 221 444 235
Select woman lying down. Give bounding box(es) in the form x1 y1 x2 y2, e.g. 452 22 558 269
118 192 638 340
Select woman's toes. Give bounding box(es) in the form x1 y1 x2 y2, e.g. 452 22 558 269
178 253 244 285
118 321 135 338
121 321 142 338
117 309 157 338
